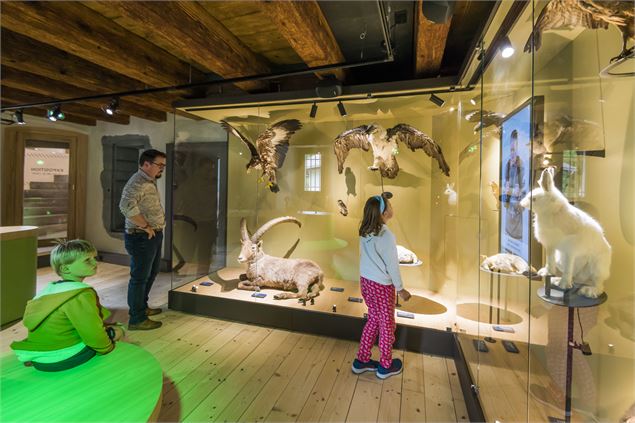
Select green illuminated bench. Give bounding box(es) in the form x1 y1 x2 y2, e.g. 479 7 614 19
0 342 163 422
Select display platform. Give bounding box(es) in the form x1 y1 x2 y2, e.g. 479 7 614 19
0 342 163 422
169 267 457 357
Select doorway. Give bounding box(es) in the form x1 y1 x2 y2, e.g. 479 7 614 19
1 127 87 249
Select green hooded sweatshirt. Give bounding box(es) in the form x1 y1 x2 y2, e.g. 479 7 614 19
11 281 114 363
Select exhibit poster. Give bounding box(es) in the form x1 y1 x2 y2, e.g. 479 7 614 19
499 101 532 262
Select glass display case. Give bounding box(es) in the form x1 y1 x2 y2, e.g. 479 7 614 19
170 1 634 421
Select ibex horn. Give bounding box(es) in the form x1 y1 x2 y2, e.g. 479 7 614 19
251 216 301 243
240 218 251 241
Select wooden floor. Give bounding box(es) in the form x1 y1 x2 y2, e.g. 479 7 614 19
1 263 469 423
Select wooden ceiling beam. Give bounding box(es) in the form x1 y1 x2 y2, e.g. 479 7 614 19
0 66 166 124
2 101 97 126
415 1 452 77
83 1 270 92
1 30 170 121
2 87 130 125
258 0 347 81
0 2 205 87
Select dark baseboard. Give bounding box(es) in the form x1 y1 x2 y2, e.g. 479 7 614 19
37 254 50 268
168 289 456 357
453 335 487 422
97 251 171 272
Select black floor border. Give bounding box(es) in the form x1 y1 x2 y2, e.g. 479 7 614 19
168 289 486 420
453 336 487 422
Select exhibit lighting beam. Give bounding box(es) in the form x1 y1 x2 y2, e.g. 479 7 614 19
429 94 445 107
337 101 347 117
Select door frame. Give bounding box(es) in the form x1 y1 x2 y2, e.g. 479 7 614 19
1 126 88 243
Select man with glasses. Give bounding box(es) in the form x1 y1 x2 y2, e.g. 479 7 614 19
119 149 167 330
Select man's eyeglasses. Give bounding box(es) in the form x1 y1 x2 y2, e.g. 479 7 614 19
152 162 166 169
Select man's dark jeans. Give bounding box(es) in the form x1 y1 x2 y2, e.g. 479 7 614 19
124 231 163 324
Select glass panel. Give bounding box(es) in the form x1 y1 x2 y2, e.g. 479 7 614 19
22 141 70 246
171 117 228 288
528 0 635 422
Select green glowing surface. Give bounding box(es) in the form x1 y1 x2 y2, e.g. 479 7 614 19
0 342 162 422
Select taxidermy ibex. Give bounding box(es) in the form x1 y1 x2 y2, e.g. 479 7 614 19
238 216 324 300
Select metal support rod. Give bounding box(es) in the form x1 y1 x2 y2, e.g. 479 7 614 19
565 307 574 423
489 272 494 324
496 273 501 324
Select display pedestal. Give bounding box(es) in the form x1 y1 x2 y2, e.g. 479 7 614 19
537 277 607 423
479 268 527 325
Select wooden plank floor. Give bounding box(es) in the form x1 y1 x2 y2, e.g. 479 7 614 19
1 263 469 422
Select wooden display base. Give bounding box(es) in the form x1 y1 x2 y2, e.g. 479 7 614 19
169 268 458 356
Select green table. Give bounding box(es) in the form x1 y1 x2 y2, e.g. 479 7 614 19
0 342 163 422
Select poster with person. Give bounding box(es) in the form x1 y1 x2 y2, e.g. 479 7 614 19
500 103 532 262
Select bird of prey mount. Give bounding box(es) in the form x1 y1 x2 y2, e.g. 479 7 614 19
333 123 450 179
221 119 302 193
525 0 635 63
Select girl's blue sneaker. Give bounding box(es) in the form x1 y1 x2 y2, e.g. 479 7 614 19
376 358 403 379
351 358 380 374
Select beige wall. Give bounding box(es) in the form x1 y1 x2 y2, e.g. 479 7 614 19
225 111 438 289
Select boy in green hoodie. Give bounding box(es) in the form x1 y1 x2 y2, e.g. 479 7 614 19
11 240 123 371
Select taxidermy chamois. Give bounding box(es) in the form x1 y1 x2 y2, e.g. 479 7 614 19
237 216 324 300
519 167 611 298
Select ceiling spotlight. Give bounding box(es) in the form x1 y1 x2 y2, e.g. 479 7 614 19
309 102 318 119
14 109 26 125
469 95 479 106
449 106 455 112
103 97 119 116
429 94 445 107
47 105 65 122
500 36 515 58
337 101 347 117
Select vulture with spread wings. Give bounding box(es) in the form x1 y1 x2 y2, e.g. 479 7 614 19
221 119 302 193
334 123 450 179
525 0 634 62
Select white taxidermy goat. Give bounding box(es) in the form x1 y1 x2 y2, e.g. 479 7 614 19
480 253 535 275
444 183 457 206
397 245 419 264
238 216 324 300
519 167 611 298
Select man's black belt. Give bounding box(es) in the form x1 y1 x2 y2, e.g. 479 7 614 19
125 228 163 234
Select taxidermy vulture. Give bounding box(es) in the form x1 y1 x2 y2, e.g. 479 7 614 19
221 119 302 193
525 0 635 62
464 109 506 133
334 123 450 179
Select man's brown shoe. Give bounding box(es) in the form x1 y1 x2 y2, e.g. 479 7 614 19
128 319 162 331
146 307 162 316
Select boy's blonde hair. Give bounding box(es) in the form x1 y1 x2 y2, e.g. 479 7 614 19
50 239 97 276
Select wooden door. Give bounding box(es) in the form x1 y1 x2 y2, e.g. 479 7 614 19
1 127 87 247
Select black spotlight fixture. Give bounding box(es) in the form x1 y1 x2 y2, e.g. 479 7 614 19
309 102 318 119
337 101 347 117
14 109 26 125
429 94 445 107
103 97 119 116
499 36 515 58
47 105 65 122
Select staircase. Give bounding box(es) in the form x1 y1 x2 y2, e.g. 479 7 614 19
23 175 69 242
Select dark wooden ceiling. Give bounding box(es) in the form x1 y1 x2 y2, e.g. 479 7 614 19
0 1 495 126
